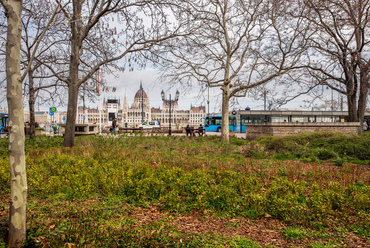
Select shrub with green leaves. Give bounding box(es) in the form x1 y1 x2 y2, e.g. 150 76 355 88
255 132 370 163
1 134 370 246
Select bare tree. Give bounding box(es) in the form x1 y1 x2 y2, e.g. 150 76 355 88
0 0 26 246
20 0 64 138
302 0 370 123
160 0 311 140
44 0 181 147
0 0 63 244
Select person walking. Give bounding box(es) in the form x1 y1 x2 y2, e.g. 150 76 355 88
112 118 118 133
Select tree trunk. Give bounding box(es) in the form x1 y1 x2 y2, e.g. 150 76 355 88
221 83 230 141
63 83 79 147
62 0 82 147
346 79 358 122
357 64 369 126
4 0 27 246
63 36 81 147
28 70 35 139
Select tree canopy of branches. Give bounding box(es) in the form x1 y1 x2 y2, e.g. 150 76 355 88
47 0 181 147
160 0 311 140
20 0 65 139
302 0 370 123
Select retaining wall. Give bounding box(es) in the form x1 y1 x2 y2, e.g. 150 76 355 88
245 122 361 140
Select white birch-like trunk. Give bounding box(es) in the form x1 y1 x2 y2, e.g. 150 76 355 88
3 0 27 246
221 83 230 141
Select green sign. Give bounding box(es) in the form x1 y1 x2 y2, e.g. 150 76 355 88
50 107 57 112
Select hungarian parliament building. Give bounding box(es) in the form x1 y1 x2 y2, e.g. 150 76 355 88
76 83 206 128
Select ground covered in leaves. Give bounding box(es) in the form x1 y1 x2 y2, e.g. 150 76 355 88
1 195 369 247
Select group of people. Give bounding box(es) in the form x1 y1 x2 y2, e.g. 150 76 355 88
24 121 39 127
185 124 204 137
110 119 205 136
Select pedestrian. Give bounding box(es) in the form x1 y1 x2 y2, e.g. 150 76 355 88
112 118 118 133
363 120 368 131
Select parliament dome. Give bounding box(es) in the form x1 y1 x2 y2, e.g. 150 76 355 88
134 82 148 99
134 89 148 99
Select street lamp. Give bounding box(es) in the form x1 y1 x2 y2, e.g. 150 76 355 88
161 90 180 136
263 90 268 111
141 86 144 124
207 84 210 116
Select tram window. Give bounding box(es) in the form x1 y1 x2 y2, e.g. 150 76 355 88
208 117 221 125
292 117 309 122
229 118 236 126
317 116 333 122
271 117 288 122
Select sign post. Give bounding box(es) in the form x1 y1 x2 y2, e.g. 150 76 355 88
49 107 57 135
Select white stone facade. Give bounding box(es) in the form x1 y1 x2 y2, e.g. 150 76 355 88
76 83 206 128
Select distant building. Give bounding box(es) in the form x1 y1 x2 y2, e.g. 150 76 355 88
24 110 66 127
76 83 206 127
123 82 151 125
189 106 206 125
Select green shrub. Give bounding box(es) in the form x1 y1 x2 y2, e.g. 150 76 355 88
254 132 370 163
312 148 338 160
2 134 370 243
282 227 308 240
0 157 9 191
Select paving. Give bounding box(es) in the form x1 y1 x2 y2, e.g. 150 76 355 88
101 131 246 139
32 129 247 139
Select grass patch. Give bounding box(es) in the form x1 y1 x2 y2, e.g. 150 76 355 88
282 226 308 240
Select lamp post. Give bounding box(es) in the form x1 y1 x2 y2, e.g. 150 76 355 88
141 87 144 124
263 90 268 111
161 90 180 136
207 84 210 116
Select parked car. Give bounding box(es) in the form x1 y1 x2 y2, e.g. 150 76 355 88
138 121 161 129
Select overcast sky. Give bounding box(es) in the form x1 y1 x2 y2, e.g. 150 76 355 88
95 68 306 113
0 3 343 114
95 67 345 113
0 67 339 113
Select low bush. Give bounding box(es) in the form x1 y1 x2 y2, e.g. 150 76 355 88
1 134 370 246
2 136 369 223
255 132 370 163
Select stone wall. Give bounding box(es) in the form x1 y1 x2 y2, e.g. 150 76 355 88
59 124 99 136
245 122 361 140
